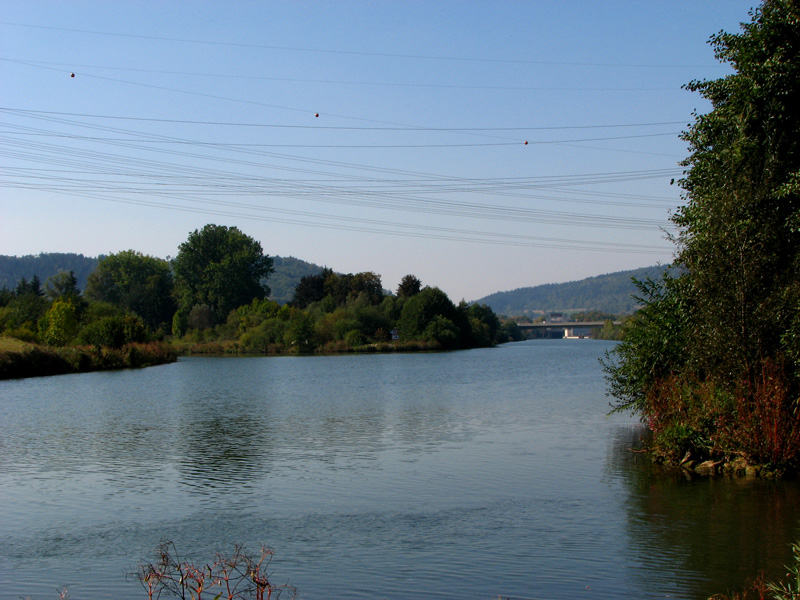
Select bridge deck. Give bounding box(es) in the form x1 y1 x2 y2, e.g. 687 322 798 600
516 321 621 330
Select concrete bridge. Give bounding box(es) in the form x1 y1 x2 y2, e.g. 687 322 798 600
516 320 622 339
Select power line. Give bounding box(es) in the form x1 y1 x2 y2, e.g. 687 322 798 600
0 107 688 132
0 58 684 92
0 21 725 68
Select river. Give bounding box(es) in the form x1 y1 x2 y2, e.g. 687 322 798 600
1 340 799 599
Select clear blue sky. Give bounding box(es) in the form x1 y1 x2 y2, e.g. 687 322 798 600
0 1 756 301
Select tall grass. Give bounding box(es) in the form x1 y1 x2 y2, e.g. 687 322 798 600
642 359 800 472
0 339 177 380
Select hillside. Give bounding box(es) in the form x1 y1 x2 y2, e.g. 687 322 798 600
267 256 325 304
475 265 668 316
0 253 99 291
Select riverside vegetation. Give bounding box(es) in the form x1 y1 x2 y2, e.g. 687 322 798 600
0 225 519 379
601 4 800 595
603 0 800 478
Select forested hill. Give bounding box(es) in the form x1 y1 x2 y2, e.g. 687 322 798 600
267 256 325 304
0 253 99 291
475 265 667 316
0 253 324 304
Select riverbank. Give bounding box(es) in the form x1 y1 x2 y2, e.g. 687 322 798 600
0 337 177 380
170 338 446 355
635 428 793 479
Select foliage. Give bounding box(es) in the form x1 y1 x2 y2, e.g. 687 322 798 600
399 287 463 341
397 274 422 298
77 315 148 349
290 267 333 309
291 269 384 310
187 304 216 330
498 319 525 343
44 270 81 302
173 225 274 322
603 272 692 414
604 1 800 472
38 298 80 346
673 0 800 382
768 541 800 600
0 338 176 380
0 286 48 338
178 275 504 354
86 250 176 331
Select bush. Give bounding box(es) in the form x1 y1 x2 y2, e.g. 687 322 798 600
78 315 148 349
344 329 365 348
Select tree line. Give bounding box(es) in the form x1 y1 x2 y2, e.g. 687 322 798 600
0 224 520 354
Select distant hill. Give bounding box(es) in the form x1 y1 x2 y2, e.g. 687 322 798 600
0 253 99 292
267 256 325 304
0 252 323 304
475 265 669 316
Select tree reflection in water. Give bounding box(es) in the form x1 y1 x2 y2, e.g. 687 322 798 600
607 425 800 599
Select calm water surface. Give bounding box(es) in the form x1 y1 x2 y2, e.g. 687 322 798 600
1 340 799 599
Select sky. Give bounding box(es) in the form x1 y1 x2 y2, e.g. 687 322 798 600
0 1 758 301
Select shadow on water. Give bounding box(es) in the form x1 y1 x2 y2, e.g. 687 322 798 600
608 425 800 600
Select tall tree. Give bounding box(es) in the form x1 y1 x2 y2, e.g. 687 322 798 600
44 270 80 301
86 250 176 330
673 0 800 380
397 274 422 298
291 268 333 309
604 0 800 467
173 224 274 321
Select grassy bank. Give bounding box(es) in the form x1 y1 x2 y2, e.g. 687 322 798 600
0 337 177 380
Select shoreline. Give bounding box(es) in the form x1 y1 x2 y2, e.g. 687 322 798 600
0 338 177 380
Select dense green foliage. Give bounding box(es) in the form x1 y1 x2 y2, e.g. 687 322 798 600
604 1 800 471
1 226 511 364
181 270 512 354
476 265 665 316
86 250 176 331
173 224 275 326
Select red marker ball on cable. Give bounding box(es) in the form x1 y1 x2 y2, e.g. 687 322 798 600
314 113 319 118
70 73 75 78
524 140 528 145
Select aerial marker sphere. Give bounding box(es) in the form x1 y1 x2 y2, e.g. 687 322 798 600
70 73 75 78
314 113 319 118
524 140 528 145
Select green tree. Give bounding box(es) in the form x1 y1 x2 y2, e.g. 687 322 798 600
291 268 333 309
15 276 43 297
467 303 501 346
77 314 147 349
44 270 80 302
604 1 800 468
172 225 274 321
397 274 422 298
86 250 176 331
670 0 800 381
399 286 469 346
38 298 79 346
0 277 48 339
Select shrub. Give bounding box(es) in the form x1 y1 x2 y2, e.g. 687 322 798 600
132 540 296 600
